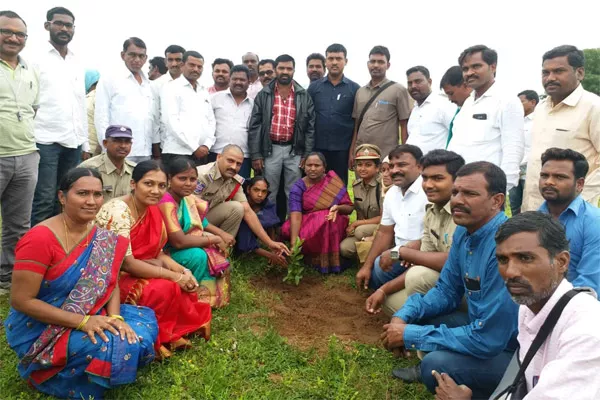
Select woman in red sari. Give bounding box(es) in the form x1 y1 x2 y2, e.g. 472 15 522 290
282 152 354 273
95 160 211 359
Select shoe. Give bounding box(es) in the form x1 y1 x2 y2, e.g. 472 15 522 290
392 364 422 383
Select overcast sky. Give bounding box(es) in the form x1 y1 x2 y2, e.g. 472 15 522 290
12 0 599 95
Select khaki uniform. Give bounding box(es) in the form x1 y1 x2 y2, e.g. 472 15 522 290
196 162 247 236
340 176 382 259
79 153 135 200
382 201 458 316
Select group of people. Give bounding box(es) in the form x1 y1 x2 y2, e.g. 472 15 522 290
2 5 600 400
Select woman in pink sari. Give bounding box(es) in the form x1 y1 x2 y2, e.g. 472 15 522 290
281 152 353 273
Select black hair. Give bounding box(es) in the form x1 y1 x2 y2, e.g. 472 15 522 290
406 65 430 80
305 152 327 168
46 6 74 22
275 54 295 68
326 43 347 58
542 45 585 69
123 37 146 52
420 150 465 179
59 168 103 193
230 64 250 80
149 57 167 74
132 160 166 183
166 156 196 178
244 176 270 205
212 58 233 70
440 65 464 88
258 59 275 69
369 45 390 62
495 211 570 258
518 89 539 104
458 45 498 67
541 147 589 180
456 161 506 206
306 53 325 68
388 144 423 164
0 10 26 26
164 44 185 56
183 51 203 63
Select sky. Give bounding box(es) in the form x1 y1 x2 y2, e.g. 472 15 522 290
11 0 599 94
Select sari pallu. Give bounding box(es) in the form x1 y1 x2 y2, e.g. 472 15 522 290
4 226 157 400
282 171 353 273
159 192 230 308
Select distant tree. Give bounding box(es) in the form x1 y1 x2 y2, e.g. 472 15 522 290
582 48 600 95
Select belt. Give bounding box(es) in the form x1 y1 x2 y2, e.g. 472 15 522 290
271 140 293 146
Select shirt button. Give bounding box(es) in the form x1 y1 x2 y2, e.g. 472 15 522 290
468 292 472 296
478 322 482 327
411 344 415 348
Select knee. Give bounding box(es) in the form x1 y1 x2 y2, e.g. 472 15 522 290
339 238 356 259
229 202 245 218
420 351 449 393
405 266 439 296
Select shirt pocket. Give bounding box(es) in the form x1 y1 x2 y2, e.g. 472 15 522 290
469 109 500 143
369 99 394 122
333 93 354 116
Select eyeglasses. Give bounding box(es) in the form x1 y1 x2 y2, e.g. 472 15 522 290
258 70 274 77
49 20 75 29
0 29 28 40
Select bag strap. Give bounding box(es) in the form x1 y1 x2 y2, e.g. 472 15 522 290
356 81 396 132
493 288 584 399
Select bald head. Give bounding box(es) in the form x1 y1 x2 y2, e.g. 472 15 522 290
242 52 259 76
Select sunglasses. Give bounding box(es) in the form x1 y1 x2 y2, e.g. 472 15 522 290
258 70 274 77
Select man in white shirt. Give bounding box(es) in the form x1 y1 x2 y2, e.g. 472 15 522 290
356 144 428 290
208 58 233 95
160 50 215 168
448 45 524 190
31 7 88 226
243 52 262 99
95 37 156 163
433 211 600 400
406 65 457 156
210 65 253 179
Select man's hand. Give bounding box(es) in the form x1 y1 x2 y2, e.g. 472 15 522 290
194 145 209 159
379 250 393 272
81 151 92 161
356 265 372 290
348 147 355 170
366 288 386 314
299 157 306 169
268 240 290 256
152 143 162 159
252 159 264 173
346 221 360 236
219 231 236 248
433 371 473 400
381 322 406 350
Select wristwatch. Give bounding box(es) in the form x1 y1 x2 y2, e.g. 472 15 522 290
390 249 400 261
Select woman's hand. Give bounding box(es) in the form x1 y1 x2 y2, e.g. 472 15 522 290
81 315 138 345
219 232 236 248
174 270 199 293
267 251 288 267
327 205 339 222
107 318 139 344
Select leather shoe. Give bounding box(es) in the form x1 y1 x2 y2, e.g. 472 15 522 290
392 364 422 382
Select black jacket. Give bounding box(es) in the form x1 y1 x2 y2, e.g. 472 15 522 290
248 80 315 160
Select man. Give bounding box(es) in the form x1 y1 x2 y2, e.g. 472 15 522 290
405 65 457 156
509 89 539 215
306 53 325 83
433 212 600 400
95 37 156 163
356 144 428 290
79 125 135 200
308 43 360 184
0 10 39 291
210 65 253 179
161 50 215 168
248 54 316 209
439 65 472 149
448 45 524 190
242 52 262 99
537 147 600 292
350 45 411 165
196 144 289 257
31 7 88 226
208 58 233 95
258 59 275 87
148 56 166 80
365 150 465 316
523 45 600 211
383 161 518 399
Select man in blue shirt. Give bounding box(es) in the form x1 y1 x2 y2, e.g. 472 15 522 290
307 43 360 185
382 161 518 399
538 147 600 292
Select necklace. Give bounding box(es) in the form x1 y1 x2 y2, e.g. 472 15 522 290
62 215 91 251
130 196 145 222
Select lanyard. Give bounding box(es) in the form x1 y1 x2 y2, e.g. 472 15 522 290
0 62 25 122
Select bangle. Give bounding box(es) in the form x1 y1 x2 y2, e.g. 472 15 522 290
76 315 90 330
376 288 387 299
207 237 212 246
175 272 184 283
109 314 124 322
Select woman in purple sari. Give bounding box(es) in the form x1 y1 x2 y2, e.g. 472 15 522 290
281 152 354 273
4 168 157 399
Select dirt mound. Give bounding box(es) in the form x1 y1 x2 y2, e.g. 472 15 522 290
250 273 389 351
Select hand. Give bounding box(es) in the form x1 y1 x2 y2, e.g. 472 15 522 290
362 235 375 243
299 157 306 169
366 288 386 314
108 318 139 345
267 251 288 267
356 265 372 290
346 221 360 236
152 143 162 159
194 145 209 159
379 250 393 272
398 248 413 268
433 371 473 400
381 322 406 350
81 152 92 161
269 240 290 256
252 159 264 173
348 148 355 170
81 315 137 345
219 232 236 248
326 205 339 222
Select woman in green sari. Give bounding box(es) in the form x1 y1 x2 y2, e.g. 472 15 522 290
159 157 231 307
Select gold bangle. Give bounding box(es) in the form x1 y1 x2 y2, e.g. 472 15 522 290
207 237 212 246
76 315 90 330
109 314 125 322
376 288 387 299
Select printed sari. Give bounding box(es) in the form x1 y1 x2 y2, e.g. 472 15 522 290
282 171 353 273
95 199 211 355
4 226 157 399
159 192 230 308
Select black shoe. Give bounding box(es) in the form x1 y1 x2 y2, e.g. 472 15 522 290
392 364 422 383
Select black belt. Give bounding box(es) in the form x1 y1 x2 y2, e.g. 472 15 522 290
271 140 293 146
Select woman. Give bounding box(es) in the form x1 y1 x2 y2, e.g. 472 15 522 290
95 160 211 359
4 168 157 399
282 152 353 273
158 157 232 308
236 176 286 266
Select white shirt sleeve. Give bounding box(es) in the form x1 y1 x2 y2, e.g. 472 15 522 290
201 96 216 149
499 97 525 190
94 75 111 146
381 189 395 226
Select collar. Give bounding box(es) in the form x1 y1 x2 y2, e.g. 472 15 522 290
414 92 435 108
467 211 506 243
367 77 390 89
355 176 379 188
402 175 423 196
325 75 349 85
275 81 295 95
522 279 573 334
46 40 73 57
539 195 584 217
525 113 535 122
226 88 250 103
426 200 452 215
554 83 584 108
122 63 149 82
471 81 498 101
102 153 132 175
0 55 28 70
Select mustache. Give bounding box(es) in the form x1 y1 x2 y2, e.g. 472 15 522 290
391 172 404 179
451 205 470 214
544 81 560 88
506 277 533 290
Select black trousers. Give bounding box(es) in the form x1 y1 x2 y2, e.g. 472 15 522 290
315 149 349 186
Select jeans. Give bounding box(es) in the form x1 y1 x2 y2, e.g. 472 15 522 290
315 149 349 186
369 255 407 289
208 152 251 180
31 144 82 226
264 144 302 206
